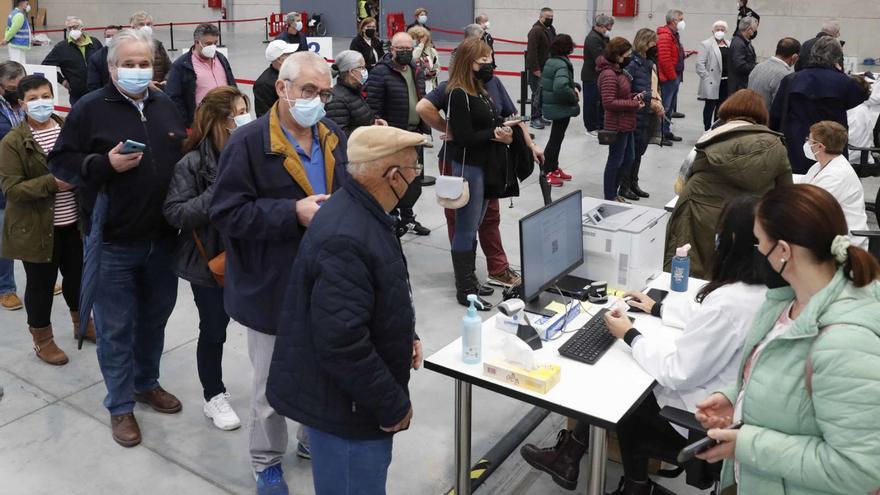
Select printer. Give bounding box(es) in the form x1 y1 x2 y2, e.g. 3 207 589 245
573 197 669 291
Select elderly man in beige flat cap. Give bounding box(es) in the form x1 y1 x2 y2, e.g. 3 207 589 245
267 125 431 495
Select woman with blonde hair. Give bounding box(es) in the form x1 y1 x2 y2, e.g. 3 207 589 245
408 25 439 91
163 86 252 431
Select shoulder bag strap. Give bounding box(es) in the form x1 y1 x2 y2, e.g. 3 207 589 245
441 88 468 178
191 230 211 264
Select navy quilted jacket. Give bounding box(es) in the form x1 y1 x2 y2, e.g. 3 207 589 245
267 179 417 439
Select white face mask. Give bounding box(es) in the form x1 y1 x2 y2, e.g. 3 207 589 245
200 43 217 59
483 21 490 30
714 30 726 41
677 20 686 31
69 29 83 41
24 4 31 12
232 113 252 129
139 25 153 37
105 37 113 46
803 140 819 161
295 21 303 32
604 29 612 38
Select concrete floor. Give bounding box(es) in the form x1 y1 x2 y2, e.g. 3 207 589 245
1 28 878 495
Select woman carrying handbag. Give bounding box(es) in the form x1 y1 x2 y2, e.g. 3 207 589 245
444 38 512 311
163 86 251 431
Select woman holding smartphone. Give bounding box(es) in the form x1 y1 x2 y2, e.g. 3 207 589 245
521 196 767 494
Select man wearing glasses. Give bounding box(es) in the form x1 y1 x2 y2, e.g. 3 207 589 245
366 31 432 237
210 51 348 495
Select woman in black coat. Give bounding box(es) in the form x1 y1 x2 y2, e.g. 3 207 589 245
163 86 253 431
349 17 385 71
326 51 387 136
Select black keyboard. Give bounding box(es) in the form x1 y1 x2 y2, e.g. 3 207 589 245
558 308 618 365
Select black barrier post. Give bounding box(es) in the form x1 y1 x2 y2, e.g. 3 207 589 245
519 70 530 118
262 17 270 44
167 22 178 52
217 20 225 47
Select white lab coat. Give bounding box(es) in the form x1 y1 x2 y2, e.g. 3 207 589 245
803 155 869 249
847 78 879 164
630 282 767 425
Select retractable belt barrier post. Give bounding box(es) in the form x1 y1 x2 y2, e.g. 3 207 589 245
217 20 225 47
263 17 270 44
168 22 177 52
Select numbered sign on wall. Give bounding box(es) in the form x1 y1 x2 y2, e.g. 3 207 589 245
307 37 333 61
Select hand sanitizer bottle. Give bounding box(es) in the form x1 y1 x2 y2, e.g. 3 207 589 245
462 294 482 364
670 243 691 292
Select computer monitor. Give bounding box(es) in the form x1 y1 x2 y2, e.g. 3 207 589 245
519 190 584 315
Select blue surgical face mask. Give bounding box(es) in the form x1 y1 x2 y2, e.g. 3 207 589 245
356 68 368 86
285 83 326 127
116 67 153 94
233 113 252 128
26 98 54 123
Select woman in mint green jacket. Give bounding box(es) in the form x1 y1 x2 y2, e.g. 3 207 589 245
695 184 880 495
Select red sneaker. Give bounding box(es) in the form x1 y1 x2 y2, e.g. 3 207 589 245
552 169 573 181
545 173 563 187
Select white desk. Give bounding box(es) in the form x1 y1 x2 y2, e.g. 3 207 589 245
425 273 704 495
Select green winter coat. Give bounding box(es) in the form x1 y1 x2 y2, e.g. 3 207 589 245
664 121 792 278
717 268 880 495
0 115 74 263
541 56 580 120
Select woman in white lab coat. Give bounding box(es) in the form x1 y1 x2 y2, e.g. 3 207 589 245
802 120 869 249
520 195 769 495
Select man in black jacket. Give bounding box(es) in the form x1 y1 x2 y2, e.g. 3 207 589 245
48 28 186 449
366 32 430 236
166 23 237 127
525 7 556 129
736 0 760 28
42 16 103 106
267 125 426 494
729 17 758 95
581 13 614 134
476 13 495 67
795 19 841 72
254 40 296 117
275 12 309 52
87 12 172 92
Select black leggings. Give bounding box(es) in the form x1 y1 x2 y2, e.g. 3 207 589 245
543 117 571 173
573 394 687 482
22 224 82 328
191 283 231 401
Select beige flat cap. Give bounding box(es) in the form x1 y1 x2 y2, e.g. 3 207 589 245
347 126 433 163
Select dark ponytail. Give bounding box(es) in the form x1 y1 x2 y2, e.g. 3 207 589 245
845 246 880 287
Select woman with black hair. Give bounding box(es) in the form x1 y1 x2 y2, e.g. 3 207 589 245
520 195 768 494
540 33 580 187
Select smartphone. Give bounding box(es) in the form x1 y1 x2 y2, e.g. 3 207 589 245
677 421 743 464
119 140 146 155
503 116 529 127
628 288 669 314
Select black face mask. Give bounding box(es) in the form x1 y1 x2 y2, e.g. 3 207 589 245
646 46 659 60
542 18 553 28
365 28 376 38
750 30 758 40
3 90 18 104
756 243 789 288
475 63 494 83
387 168 412 207
621 56 632 67
394 50 413 66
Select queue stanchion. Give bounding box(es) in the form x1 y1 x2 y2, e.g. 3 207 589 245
217 20 225 47
262 17 270 44
519 70 529 119
167 22 178 52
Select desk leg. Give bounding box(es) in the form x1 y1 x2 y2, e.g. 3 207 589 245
586 425 608 495
454 379 472 495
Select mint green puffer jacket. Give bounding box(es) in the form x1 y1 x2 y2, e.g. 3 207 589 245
717 268 880 495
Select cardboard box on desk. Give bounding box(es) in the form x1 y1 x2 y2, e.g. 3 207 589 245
483 359 562 394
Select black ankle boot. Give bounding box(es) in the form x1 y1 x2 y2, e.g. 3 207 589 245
451 250 492 311
619 182 640 201
630 180 650 198
520 429 589 490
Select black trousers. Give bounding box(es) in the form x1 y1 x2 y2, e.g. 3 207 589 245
22 224 82 328
191 283 230 401
543 117 571 174
574 394 687 482
394 144 424 222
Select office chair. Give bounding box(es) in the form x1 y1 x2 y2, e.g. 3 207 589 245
653 406 724 494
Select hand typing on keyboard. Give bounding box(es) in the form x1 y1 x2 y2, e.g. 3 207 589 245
604 306 634 339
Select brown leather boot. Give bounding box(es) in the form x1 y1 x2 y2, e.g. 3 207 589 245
29 325 69 365
134 386 182 414
111 413 142 447
520 429 589 490
70 310 97 343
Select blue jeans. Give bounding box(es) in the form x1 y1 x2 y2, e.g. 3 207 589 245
451 161 489 252
0 209 16 295
604 132 635 200
660 78 680 137
582 80 603 132
307 427 393 495
94 238 178 415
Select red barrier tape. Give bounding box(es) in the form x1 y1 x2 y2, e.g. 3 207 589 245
34 17 267 35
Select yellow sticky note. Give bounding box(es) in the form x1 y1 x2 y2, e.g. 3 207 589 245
545 301 568 315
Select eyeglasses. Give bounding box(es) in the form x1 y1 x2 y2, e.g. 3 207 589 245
397 164 423 173
288 83 334 103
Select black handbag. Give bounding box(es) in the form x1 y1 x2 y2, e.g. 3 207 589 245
598 129 619 145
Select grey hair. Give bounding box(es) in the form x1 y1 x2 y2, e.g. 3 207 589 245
809 36 843 67
334 50 364 74
738 16 758 33
107 28 154 66
463 23 484 39
129 11 152 26
0 61 26 83
595 14 615 28
666 9 683 24
286 12 302 24
713 20 728 30
821 19 841 37
346 162 365 176
279 51 332 84
193 23 220 41
65 16 83 27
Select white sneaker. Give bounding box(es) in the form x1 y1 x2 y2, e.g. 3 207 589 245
204 392 241 431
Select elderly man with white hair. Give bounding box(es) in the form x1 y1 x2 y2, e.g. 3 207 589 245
267 125 427 495
209 50 349 495
86 11 172 92
49 28 187 448
41 15 104 105
796 18 842 72
696 19 730 130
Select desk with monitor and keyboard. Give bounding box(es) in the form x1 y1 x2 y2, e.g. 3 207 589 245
425 190 707 495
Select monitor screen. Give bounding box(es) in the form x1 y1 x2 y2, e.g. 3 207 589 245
519 190 584 302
